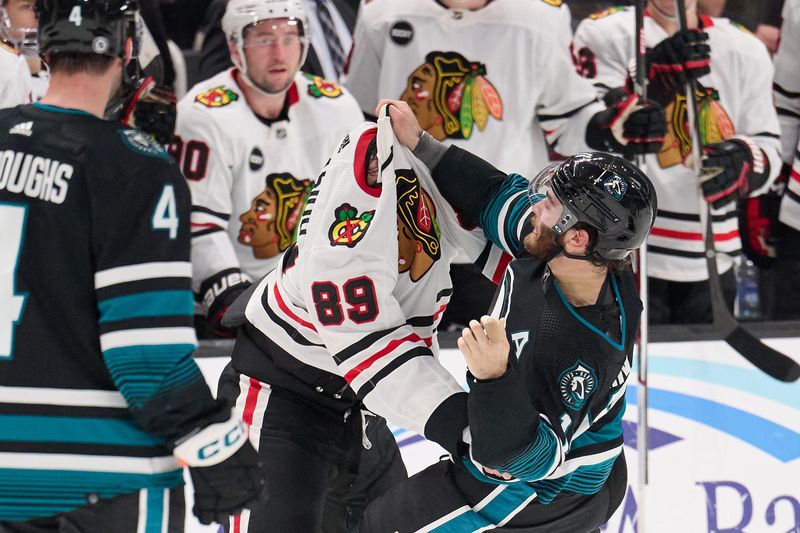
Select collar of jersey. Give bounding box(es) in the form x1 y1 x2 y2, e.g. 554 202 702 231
33 102 94 117
552 274 626 351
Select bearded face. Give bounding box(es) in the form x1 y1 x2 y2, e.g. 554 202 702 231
523 215 561 261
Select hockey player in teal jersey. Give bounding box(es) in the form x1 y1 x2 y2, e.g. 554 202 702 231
357 100 657 533
0 1 264 530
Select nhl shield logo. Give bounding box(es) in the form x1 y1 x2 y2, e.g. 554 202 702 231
603 175 628 201
559 360 597 411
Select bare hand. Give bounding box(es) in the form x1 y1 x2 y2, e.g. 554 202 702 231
375 98 422 150
483 466 513 480
457 316 509 380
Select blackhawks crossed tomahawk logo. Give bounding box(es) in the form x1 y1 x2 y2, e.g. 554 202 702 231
329 203 375 247
400 51 503 141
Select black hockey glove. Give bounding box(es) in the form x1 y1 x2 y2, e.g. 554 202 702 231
121 76 178 146
586 89 666 157
646 29 711 106
738 163 788 268
701 137 770 209
201 271 252 338
173 413 266 525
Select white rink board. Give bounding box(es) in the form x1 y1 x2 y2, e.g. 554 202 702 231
190 338 800 533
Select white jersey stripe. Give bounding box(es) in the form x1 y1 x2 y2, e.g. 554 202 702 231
136 489 148 533
95 262 192 289
0 452 179 474
100 327 197 352
0 386 128 408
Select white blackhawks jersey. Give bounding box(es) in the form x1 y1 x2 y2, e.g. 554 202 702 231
574 8 782 281
241 113 511 435
342 0 603 176
173 68 364 309
0 42 33 110
774 0 800 231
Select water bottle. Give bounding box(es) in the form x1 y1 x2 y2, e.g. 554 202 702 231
735 257 761 320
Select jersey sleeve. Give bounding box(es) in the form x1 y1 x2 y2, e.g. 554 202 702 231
341 5 382 115
774 0 800 165
90 140 222 442
532 34 605 156
571 18 631 96
734 37 782 196
429 145 532 258
173 102 248 314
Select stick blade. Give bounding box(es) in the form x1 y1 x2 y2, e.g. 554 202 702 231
725 326 800 382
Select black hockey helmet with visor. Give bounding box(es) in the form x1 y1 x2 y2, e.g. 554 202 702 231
36 0 139 59
527 152 657 261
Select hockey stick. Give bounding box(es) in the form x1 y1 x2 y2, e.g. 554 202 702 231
674 0 800 382
633 0 650 492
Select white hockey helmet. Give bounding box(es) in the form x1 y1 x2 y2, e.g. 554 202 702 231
222 0 309 93
1 0 39 56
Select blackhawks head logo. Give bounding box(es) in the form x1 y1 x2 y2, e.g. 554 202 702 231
329 204 375 247
396 171 441 281
400 51 503 141
658 83 735 168
195 86 239 108
238 173 311 259
305 73 343 99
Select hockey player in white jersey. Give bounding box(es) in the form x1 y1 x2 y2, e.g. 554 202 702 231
342 0 667 177
173 0 364 336
772 0 800 319
0 0 35 108
573 0 782 324
216 104 523 532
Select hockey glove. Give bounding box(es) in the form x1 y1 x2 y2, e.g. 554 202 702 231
701 137 770 209
201 271 252 338
586 89 666 157
121 76 178 146
738 164 788 268
173 413 266 525
646 29 711 106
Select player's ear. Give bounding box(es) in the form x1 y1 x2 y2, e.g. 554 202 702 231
563 227 591 255
229 42 242 66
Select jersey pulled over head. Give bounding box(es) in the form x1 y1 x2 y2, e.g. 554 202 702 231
222 0 309 96
1 0 39 55
528 152 657 261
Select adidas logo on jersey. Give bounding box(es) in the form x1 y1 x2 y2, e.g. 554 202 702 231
9 122 33 137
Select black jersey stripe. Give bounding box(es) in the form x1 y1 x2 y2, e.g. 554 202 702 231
355 346 434 399
436 288 454 301
191 205 230 220
191 227 225 238
263 302 323 347
564 435 625 461
332 325 404 364
0 441 169 458
98 315 194 335
537 99 597 123
95 277 192 302
777 107 800 121
774 82 800 99
751 131 781 140
648 245 740 259
0 403 130 418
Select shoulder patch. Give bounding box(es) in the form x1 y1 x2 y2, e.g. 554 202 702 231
589 6 629 19
559 360 598 411
540 0 562 6
329 203 374 247
118 129 170 160
305 73 343 99
195 86 240 108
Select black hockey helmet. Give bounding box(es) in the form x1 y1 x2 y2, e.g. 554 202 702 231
527 152 657 261
36 0 139 58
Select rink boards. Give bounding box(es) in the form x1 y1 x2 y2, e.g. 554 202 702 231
194 337 800 533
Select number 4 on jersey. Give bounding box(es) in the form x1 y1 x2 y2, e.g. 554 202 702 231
152 184 179 239
1 204 29 359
